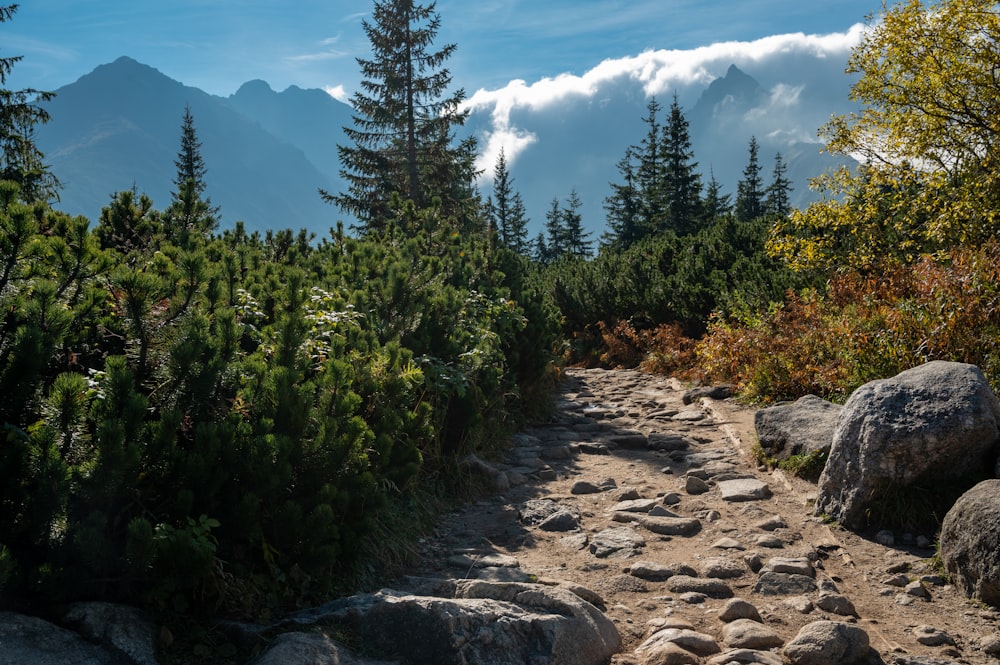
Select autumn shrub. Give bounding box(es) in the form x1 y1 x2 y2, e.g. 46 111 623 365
697 242 1000 402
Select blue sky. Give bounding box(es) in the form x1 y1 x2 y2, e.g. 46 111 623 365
5 1 878 99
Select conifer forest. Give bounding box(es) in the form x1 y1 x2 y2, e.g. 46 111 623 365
3 0 1000 649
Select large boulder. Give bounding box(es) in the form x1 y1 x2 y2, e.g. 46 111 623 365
0 612 123 665
282 579 621 665
816 361 1000 529
783 621 870 665
939 479 1000 607
755 394 842 461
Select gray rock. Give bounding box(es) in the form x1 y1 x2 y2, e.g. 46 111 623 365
0 612 121 665
755 515 787 531
540 445 573 460
784 596 815 614
589 527 645 558
905 580 931 599
755 394 842 461
636 640 700 665
679 591 708 604
912 625 955 646
815 593 857 617
560 533 589 551
876 529 895 546
611 498 660 514
940 479 1000 607
638 515 701 537
761 557 815 578
648 432 695 452
666 575 734 598
721 618 784 650
685 475 711 495
883 573 910 587
638 628 721 657
608 432 648 448
754 572 818 596
711 537 745 550
718 598 763 623
571 480 605 495
673 410 707 422
979 633 1000 655
520 499 563 525
702 557 746 579
459 454 509 491
708 648 783 665
648 505 678 517
538 509 581 532
303 581 621 665
64 602 158 665
816 362 1000 529
627 561 698 582
889 656 962 665
683 385 735 404
718 478 772 502
754 534 784 548
251 632 389 665
661 492 682 505
782 621 870 665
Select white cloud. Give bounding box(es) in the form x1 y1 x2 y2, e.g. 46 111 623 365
324 85 349 103
462 24 868 165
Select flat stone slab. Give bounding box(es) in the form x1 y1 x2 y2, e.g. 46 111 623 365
667 575 735 598
718 479 772 502
610 498 660 513
589 527 645 558
639 515 702 536
627 561 698 582
753 572 818 595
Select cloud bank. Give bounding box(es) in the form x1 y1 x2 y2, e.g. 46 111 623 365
464 24 868 177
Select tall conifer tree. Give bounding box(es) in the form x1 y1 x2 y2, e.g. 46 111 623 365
164 104 219 246
326 0 479 234
735 137 765 223
0 4 58 202
487 148 530 254
562 189 592 258
765 152 793 217
662 95 702 236
602 148 643 249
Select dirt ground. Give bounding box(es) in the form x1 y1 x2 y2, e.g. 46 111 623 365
400 367 1000 664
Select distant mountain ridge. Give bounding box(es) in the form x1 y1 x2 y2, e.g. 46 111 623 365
35 56 854 237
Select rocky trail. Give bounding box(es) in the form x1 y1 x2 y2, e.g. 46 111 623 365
397 367 1000 665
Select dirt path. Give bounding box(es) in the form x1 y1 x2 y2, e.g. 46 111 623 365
404 368 1000 664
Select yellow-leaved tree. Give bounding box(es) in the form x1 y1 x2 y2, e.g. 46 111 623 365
770 0 1000 272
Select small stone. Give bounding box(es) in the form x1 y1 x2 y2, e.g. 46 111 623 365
883 560 910 575
912 625 955 647
616 487 642 501
895 593 915 606
784 596 815 614
875 529 895 546
703 557 746 579
540 445 572 460
718 479 772 502
815 593 857 617
638 628 721 657
537 509 580 532
783 621 869 665
673 410 706 422
648 432 695 452
744 553 764 574
589 527 645 558
761 557 814 578
755 535 784 548
919 575 947 587
612 498 660 514
639 516 702 537
979 634 1000 655
627 561 698 582
648 505 677 517
916 535 933 549
754 572 817 596
636 641 700 665
711 538 744 550
708 649 783 665
571 480 604 494
718 598 763 623
666 575 734 599
882 574 910 587
680 592 708 604
721 619 783 650
661 492 682 505
559 533 589 551
756 515 787 531
685 475 710 495
905 580 930 599
537 468 558 480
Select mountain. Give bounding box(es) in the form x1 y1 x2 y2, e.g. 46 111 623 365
37 57 346 233
35 56 856 239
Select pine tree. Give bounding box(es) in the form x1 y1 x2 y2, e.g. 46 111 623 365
635 98 665 234
164 105 219 246
562 189 592 258
544 197 567 260
765 152 793 217
532 231 549 264
735 137 765 223
0 5 58 202
602 148 643 249
661 95 702 236
487 148 530 254
326 0 479 234
701 168 732 223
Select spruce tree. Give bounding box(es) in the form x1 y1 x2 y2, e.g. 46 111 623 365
164 105 219 246
544 197 567 260
562 189 592 258
662 95 702 236
735 137 765 223
0 5 58 202
602 148 643 249
635 98 665 235
765 152 793 217
701 168 732 223
326 0 479 234
487 148 530 254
